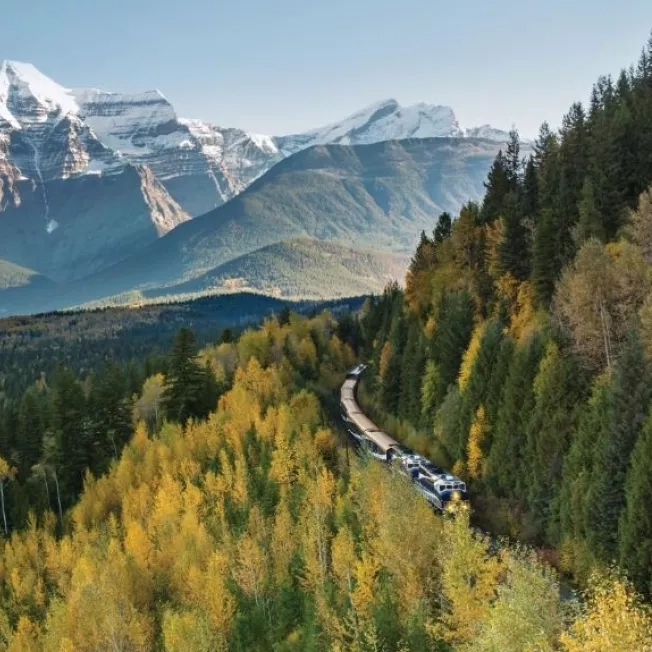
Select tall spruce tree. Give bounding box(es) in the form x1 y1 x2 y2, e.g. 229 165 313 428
485 334 544 498
554 374 613 546
49 367 91 504
586 329 651 560
434 212 453 244
480 151 511 225
523 343 584 538
499 191 530 281
619 406 652 595
163 328 217 426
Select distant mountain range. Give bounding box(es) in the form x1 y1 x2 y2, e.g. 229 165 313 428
0 59 518 315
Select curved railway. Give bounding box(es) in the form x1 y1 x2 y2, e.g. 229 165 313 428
340 364 468 511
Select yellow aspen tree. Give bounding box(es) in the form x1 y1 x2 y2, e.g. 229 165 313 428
162 610 212 652
467 405 489 480
7 617 41 652
379 341 393 380
233 533 267 607
231 452 249 507
438 503 501 646
351 552 380 622
331 525 357 602
472 549 561 652
560 571 652 651
459 323 486 389
270 501 295 585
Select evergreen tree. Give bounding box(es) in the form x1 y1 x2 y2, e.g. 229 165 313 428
499 191 530 281
163 328 217 426
480 151 511 225
88 364 133 470
574 176 605 243
531 209 559 307
434 212 453 244
505 128 523 189
485 334 544 498
456 321 504 462
431 291 475 407
524 343 584 538
619 406 652 595
586 329 651 560
523 157 539 218
16 387 45 482
49 368 91 503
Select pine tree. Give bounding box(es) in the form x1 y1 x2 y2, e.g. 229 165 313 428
619 407 652 594
586 329 651 560
434 212 453 244
49 367 91 503
556 373 612 546
505 128 523 190
88 364 133 471
16 388 45 482
485 334 544 498
532 209 559 307
574 176 605 243
499 190 530 281
163 328 217 425
480 151 511 225
524 343 584 537
522 156 539 218
432 291 475 407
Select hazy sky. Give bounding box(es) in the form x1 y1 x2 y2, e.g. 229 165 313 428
2 0 651 138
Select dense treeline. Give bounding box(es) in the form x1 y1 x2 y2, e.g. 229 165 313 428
0 311 648 650
357 32 652 596
0 293 363 398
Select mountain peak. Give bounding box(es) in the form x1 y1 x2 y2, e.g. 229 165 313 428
0 60 78 119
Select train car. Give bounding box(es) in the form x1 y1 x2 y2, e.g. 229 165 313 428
415 474 468 511
345 364 366 380
359 428 400 461
339 368 471 512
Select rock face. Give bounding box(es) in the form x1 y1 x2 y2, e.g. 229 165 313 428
0 61 189 279
1 60 515 220
0 59 518 312
0 164 189 282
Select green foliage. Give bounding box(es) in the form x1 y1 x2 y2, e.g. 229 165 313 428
620 406 652 595
585 329 651 559
163 328 219 425
484 334 544 498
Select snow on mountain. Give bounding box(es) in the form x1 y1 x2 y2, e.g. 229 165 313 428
464 124 512 141
0 60 515 222
279 98 464 153
0 60 78 126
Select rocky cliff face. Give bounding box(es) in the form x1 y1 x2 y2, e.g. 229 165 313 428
1 60 515 222
72 89 283 217
0 132 22 211
0 164 189 282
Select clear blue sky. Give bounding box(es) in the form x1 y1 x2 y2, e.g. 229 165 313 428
2 0 651 138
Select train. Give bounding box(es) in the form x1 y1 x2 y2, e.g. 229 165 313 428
340 364 468 511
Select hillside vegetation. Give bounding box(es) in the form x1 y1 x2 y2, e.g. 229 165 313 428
16 138 503 314
0 313 647 650
147 238 409 301
357 32 652 597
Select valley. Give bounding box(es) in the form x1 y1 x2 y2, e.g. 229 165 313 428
0 59 516 315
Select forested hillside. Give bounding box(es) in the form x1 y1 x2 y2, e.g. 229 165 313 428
0 311 648 650
357 32 652 596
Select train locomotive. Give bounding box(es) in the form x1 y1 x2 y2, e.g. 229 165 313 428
340 364 468 511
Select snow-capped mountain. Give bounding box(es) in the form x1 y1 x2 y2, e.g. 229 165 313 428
1 60 513 219
277 99 463 153
0 58 515 287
